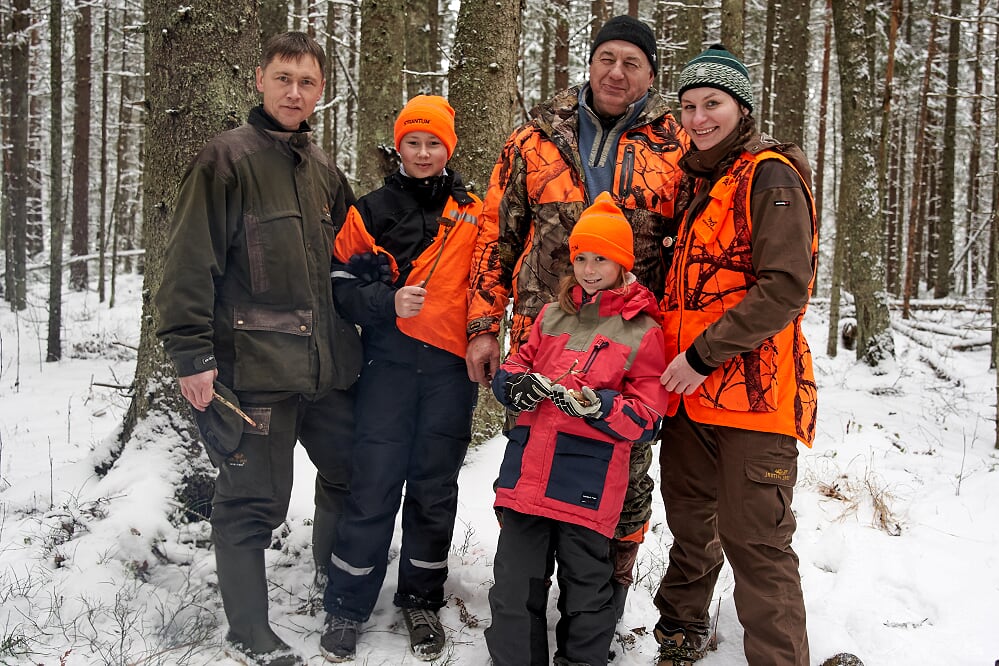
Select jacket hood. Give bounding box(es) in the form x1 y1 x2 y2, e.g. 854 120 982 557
744 133 813 189
573 275 661 323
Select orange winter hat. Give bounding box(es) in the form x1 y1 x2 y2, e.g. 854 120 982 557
569 192 634 271
393 95 458 158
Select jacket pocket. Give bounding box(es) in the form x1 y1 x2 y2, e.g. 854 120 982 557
231 305 314 392
741 452 798 539
243 210 307 297
545 432 613 510
496 425 531 489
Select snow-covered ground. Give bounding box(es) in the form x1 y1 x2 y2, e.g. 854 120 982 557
1 273 997 665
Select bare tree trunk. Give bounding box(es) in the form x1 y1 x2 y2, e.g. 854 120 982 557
760 2 778 134
109 7 139 309
448 0 523 192
540 15 551 103
0 2 10 303
772 0 809 147
97 4 111 303
6 0 30 310
817 0 839 355
719 0 744 56
878 0 902 297
322 1 337 159
46 0 65 361
992 2 999 447
28 25 44 257
886 116 904 295
69 0 92 292
258 0 288 45
902 0 941 318
590 0 610 41
959 0 986 295
832 0 894 365
116 0 259 517
554 0 569 91
934 0 961 298
354 0 405 193
404 0 438 97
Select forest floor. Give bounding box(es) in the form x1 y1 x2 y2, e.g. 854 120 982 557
1 273 998 665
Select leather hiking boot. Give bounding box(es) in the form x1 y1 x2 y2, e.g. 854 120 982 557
320 614 359 662
401 607 445 661
653 621 711 666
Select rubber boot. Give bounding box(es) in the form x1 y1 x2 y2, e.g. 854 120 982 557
215 543 303 666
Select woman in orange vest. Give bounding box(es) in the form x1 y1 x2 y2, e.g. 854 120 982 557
320 95 487 663
652 46 818 666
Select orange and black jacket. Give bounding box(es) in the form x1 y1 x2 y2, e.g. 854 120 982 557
332 169 485 362
662 135 818 446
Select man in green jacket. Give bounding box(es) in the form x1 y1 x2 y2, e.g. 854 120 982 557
155 32 361 666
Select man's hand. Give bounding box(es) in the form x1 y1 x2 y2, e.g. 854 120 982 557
179 369 218 411
660 351 709 395
504 372 553 412
395 283 427 318
466 334 501 387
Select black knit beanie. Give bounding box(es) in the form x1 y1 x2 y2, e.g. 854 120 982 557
589 15 658 76
677 44 754 112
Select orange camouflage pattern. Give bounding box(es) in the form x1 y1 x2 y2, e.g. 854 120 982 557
467 86 689 343
663 151 818 446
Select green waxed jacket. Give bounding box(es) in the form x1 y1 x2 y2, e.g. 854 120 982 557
156 111 362 398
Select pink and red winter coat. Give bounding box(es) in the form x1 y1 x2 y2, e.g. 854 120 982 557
490 280 672 538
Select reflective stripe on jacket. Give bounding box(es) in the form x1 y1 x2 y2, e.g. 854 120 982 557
663 150 818 445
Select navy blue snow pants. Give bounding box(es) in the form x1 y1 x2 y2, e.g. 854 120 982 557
324 356 476 621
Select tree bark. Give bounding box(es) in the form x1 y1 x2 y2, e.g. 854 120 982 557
5 0 30 310
760 2 778 134
355 0 406 194
772 0 809 148
447 0 523 194
719 0 744 56
258 0 288 45
554 0 569 91
405 0 441 97
902 1 941 317
46 0 65 361
832 0 894 365
116 0 260 519
70 0 92 292
934 0 961 298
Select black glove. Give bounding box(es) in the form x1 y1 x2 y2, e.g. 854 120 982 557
504 372 553 412
344 252 393 285
549 385 602 418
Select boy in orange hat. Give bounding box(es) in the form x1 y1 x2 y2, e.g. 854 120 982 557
484 192 670 666
319 95 487 662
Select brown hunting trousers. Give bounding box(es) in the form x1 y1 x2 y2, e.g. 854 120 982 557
654 405 809 666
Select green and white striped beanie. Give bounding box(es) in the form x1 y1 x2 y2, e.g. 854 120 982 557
677 44 754 112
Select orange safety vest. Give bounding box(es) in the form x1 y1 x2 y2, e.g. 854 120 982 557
662 150 818 446
334 193 484 359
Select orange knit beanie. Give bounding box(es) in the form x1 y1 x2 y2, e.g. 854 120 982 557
569 192 634 271
393 95 458 159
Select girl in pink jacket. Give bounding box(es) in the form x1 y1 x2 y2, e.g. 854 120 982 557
484 192 671 666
